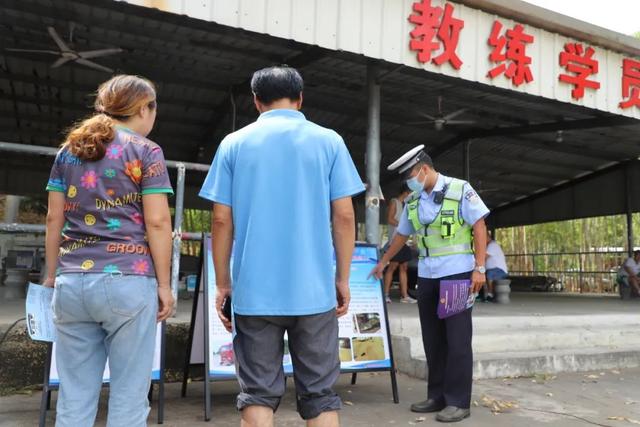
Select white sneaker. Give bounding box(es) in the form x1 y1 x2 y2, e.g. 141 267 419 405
400 296 417 304
385 295 392 304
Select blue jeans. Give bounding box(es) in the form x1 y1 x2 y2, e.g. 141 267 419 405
52 273 158 427
486 268 508 281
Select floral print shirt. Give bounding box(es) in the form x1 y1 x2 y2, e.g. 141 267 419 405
46 126 173 276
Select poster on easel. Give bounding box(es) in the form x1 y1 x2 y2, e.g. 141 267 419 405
182 234 398 421
48 326 164 385
336 244 392 371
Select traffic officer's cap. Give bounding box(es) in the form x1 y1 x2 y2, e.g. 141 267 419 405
387 144 432 177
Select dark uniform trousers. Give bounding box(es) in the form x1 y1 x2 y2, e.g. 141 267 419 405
417 271 473 409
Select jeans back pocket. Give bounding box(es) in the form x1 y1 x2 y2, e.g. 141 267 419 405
105 275 154 317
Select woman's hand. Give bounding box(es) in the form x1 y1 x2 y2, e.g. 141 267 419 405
157 286 174 321
42 277 55 288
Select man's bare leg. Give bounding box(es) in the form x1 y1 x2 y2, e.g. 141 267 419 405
399 262 409 298
307 410 339 427
383 262 399 297
241 405 274 427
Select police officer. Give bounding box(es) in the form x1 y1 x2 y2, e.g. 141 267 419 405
370 145 488 423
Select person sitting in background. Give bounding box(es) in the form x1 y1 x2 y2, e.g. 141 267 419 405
616 250 640 299
384 186 416 304
484 231 508 302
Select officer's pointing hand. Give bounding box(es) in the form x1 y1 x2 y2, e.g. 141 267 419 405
368 262 387 280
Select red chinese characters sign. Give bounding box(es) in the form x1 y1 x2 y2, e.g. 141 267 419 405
558 43 600 100
487 21 534 86
619 58 640 109
408 0 464 69
406 2 639 110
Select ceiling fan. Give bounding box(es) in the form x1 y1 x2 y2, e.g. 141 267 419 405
408 96 476 131
5 25 123 73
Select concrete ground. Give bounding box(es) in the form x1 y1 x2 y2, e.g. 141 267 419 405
1 368 639 427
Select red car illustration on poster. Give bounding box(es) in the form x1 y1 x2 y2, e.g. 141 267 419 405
218 343 234 366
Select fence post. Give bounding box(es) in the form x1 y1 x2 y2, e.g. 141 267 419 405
170 164 186 314
578 253 584 294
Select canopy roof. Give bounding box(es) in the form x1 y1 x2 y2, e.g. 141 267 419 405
1 0 638 227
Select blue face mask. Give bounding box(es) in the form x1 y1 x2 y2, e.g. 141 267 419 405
406 169 426 193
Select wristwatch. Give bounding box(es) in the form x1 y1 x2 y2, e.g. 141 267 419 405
474 265 486 274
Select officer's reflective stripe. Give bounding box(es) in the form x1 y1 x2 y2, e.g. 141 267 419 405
427 243 473 257
444 178 464 200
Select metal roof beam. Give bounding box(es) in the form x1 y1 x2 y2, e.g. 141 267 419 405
470 145 595 171
430 119 635 161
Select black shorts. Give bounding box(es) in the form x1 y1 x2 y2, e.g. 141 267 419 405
233 309 342 420
390 245 413 263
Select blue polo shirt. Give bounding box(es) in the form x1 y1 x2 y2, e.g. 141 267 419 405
199 109 365 315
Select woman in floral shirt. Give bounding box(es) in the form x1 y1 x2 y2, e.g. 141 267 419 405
44 75 174 426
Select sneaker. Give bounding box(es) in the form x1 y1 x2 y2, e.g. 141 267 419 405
400 296 417 304
385 295 392 304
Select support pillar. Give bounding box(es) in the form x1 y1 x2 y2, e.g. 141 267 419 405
170 164 186 314
3 195 21 223
626 163 634 256
365 63 381 246
462 140 470 181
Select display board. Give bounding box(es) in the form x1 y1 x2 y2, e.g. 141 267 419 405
39 317 166 427
48 326 163 385
182 235 398 421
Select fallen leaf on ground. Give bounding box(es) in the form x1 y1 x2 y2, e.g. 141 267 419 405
608 416 626 421
612 370 621 375
481 395 518 414
585 374 599 379
414 416 426 422
533 373 556 383
545 393 553 397
627 419 640 425
343 401 353 406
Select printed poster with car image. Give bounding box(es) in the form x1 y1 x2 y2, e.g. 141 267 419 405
336 244 391 371
204 237 391 378
203 235 294 378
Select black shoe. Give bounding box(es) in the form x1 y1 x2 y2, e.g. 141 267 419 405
436 406 470 422
410 398 445 413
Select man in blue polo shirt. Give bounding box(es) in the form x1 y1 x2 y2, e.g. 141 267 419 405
199 65 364 426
